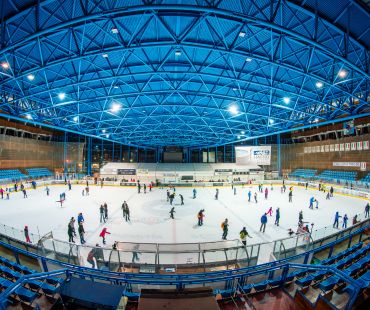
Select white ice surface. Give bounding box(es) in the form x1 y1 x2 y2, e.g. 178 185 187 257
0 184 367 247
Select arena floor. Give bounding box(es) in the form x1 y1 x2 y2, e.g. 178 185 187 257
0 183 367 247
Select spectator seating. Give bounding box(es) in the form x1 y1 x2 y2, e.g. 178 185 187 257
361 173 370 183
315 170 357 182
289 169 317 179
0 169 28 181
25 168 53 178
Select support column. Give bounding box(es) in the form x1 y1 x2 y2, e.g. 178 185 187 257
128 145 131 162
87 137 92 175
119 144 122 162
207 148 209 163
112 142 115 162
215 146 218 163
231 143 234 163
277 133 282 177
63 132 68 174
223 146 226 163
101 139 104 165
136 146 139 162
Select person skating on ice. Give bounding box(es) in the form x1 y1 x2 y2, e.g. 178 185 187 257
45 186 50 196
288 190 293 203
309 197 315 209
99 228 110 244
260 213 267 233
275 208 280 226
330 186 334 197
99 205 105 223
144 184 147 194
248 190 252 202
193 188 197 199
266 207 273 216
125 203 130 221
104 203 108 220
24 226 31 243
77 212 84 224
68 218 76 243
215 189 219 200
197 209 205 226
333 211 341 228
342 214 348 228
234 187 236 195
169 193 175 205
166 190 170 202
239 227 252 246
169 207 175 219
264 187 268 199
326 192 330 200
78 222 86 244
179 194 184 205
221 219 229 240
254 192 258 203
298 211 303 225
365 203 369 218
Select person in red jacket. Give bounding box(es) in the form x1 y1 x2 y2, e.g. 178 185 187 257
24 226 31 243
99 228 110 244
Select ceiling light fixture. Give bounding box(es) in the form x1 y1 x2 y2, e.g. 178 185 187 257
228 105 238 114
58 93 66 100
27 74 35 81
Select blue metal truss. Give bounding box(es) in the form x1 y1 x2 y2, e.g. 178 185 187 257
0 0 369 148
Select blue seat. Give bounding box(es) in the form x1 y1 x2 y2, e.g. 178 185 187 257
253 280 269 291
25 280 58 295
296 274 315 287
241 283 254 293
0 277 13 289
214 288 234 298
343 263 361 277
318 276 341 291
1 266 21 280
14 287 36 303
45 277 64 285
321 257 336 265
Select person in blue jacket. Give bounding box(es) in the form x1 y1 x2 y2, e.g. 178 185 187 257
274 208 280 226
309 197 315 209
342 214 348 228
77 212 84 224
333 211 341 228
260 213 267 233
248 190 252 202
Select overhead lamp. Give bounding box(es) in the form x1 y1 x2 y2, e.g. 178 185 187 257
1 62 9 69
315 81 323 88
269 118 274 124
237 135 241 139
338 70 347 78
58 93 66 100
26 114 32 120
102 129 106 133
111 102 121 113
283 97 290 104
102 53 109 58
113 86 119 89
73 116 78 122
228 105 238 114
232 87 237 91
175 50 182 56
245 57 252 62
106 134 110 138
111 28 119 34
241 130 245 134
27 74 35 81
239 31 246 38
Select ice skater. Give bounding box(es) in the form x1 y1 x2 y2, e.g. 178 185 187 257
23 189 28 198
104 203 108 220
45 186 50 196
221 219 229 240
137 182 141 194
179 194 184 205
264 187 268 199
169 207 175 219
298 211 303 225
266 207 273 216
288 190 293 203
68 180 72 190
77 212 84 224
309 197 315 209
365 203 369 218
248 190 252 202
234 187 236 195
333 211 341 228
166 190 170 202
68 218 76 243
330 187 334 197
239 227 252 246
260 213 267 233
144 184 147 194
275 208 280 226
326 192 330 200
24 226 31 243
315 199 319 209
99 205 105 223
215 189 219 200
342 214 348 229
197 209 205 226
99 228 110 244
193 188 197 199
169 193 175 205
254 192 258 203
78 222 86 244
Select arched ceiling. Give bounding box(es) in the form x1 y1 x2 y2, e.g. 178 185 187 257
0 0 369 148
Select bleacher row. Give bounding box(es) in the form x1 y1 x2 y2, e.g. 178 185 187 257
0 241 369 309
0 168 52 182
0 256 63 308
290 168 370 183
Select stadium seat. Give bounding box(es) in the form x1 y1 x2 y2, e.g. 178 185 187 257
14 286 37 303
318 276 341 292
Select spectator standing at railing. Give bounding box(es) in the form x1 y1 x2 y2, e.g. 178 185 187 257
365 203 370 218
352 215 359 225
239 227 252 245
24 225 31 243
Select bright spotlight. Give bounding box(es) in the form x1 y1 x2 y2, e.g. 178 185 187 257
26 114 32 120
269 118 274 124
58 93 66 100
175 50 182 57
245 57 252 62
73 116 78 122
27 74 35 81
228 105 238 114
102 129 106 133
241 130 245 134
237 135 241 139
283 97 290 104
1 62 9 69
239 31 246 38
111 28 119 34
338 70 347 78
102 53 109 58
110 102 121 113
315 81 323 88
